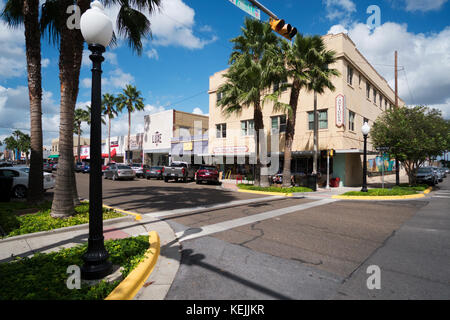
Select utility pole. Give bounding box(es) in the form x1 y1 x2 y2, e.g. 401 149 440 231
395 51 400 186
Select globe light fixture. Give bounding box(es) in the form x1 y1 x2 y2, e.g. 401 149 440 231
361 122 371 193
79 1 114 280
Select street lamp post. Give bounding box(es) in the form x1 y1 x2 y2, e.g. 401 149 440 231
79 1 113 280
361 122 370 193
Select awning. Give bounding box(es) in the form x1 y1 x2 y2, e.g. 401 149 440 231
48 154 59 159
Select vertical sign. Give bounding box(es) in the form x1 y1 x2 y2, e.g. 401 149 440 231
229 0 261 20
336 94 345 128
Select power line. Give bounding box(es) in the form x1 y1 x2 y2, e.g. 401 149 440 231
401 67 415 104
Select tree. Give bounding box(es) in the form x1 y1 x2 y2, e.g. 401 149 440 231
2 0 45 203
74 108 90 162
266 35 340 187
40 0 162 217
102 93 119 164
3 131 30 164
116 85 145 164
371 106 449 185
216 17 280 187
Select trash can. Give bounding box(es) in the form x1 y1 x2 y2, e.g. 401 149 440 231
0 176 13 202
306 174 317 191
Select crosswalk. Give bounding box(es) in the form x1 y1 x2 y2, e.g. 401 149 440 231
433 190 450 199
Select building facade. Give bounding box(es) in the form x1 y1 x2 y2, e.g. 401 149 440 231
208 33 405 187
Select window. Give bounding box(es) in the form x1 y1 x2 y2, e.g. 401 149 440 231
274 81 288 93
347 65 353 85
359 74 362 86
241 120 255 136
216 123 226 138
308 110 328 130
385 100 388 110
380 96 383 108
271 115 287 133
366 82 371 99
178 126 190 139
373 89 377 104
216 92 223 103
349 111 355 131
363 117 369 125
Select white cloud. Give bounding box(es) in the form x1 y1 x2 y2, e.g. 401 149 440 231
192 107 206 115
404 0 447 12
323 0 356 24
82 68 134 91
41 58 50 68
0 14 26 79
146 48 159 60
328 22 450 118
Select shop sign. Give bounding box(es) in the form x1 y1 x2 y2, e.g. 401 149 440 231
336 94 345 127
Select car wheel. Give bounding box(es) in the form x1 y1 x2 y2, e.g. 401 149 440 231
183 177 187 183
146 176 150 180
13 185 27 199
164 177 169 183
196 180 201 184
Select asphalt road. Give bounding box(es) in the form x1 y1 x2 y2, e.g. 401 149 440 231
74 172 450 299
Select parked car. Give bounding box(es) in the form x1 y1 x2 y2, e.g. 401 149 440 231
196 165 220 185
0 161 13 167
432 167 444 182
416 167 438 186
438 167 447 178
82 164 90 173
145 166 163 180
131 163 149 178
52 162 58 171
0 166 55 198
75 162 84 172
162 161 196 183
102 164 111 174
43 162 53 172
104 164 135 181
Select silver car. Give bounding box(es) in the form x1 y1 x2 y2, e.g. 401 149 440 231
104 164 135 181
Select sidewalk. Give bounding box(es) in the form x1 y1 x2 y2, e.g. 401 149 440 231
0 210 181 300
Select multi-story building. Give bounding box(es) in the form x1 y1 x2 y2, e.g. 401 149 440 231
142 109 209 166
50 137 90 161
208 32 405 187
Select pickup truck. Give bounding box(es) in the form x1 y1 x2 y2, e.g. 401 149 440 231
162 161 196 183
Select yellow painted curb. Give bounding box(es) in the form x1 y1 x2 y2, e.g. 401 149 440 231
105 231 160 300
238 189 293 197
332 188 432 200
103 204 142 221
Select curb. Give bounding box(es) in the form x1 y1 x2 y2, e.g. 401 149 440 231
237 189 293 197
332 187 433 200
103 204 142 221
105 231 160 300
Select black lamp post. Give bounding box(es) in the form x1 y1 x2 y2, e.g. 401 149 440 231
79 1 113 280
361 122 370 193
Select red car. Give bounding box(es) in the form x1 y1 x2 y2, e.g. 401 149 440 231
196 166 220 185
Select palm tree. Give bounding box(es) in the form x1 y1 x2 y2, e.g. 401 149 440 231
267 35 340 187
74 108 90 162
102 93 119 164
1 0 44 203
39 0 162 217
217 18 280 187
116 85 145 164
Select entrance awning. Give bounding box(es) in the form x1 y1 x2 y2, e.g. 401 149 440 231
48 154 59 159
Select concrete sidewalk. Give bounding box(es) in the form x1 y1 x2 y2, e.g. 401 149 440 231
0 211 181 300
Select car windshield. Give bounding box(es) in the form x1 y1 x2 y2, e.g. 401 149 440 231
171 163 187 167
151 167 162 170
118 165 131 169
418 168 432 173
199 166 216 171
132 164 142 167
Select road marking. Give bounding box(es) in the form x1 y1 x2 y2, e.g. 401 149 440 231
433 196 450 199
142 195 286 219
435 191 450 195
175 198 337 242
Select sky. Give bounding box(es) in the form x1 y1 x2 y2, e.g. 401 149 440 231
1 0 450 149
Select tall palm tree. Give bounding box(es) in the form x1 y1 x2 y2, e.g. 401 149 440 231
307 47 340 179
74 108 90 162
216 17 280 187
102 93 119 164
267 35 340 187
1 0 44 203
116 85 145 164
40 0 162 217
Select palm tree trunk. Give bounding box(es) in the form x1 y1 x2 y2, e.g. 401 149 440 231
313 91 318 176
254 99 268 187
282 80 301 188
77 125 81 162
24 0 44 204
108 114 111 164
51 0 86 216
128 109 131 164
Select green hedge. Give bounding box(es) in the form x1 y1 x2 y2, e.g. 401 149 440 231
0 235 150 300
238 184 313 193
0 201 124 238
342 188 419 196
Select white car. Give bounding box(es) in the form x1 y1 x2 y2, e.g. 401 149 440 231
0 166 55 198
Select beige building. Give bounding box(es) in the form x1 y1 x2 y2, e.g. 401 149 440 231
208 32 405 187
51 137 91 160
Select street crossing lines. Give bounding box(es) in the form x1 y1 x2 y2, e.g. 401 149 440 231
175 198 337 242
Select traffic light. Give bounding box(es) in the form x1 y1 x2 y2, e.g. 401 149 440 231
269 18 297 40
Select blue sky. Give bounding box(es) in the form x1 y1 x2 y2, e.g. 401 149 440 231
1 0 450 148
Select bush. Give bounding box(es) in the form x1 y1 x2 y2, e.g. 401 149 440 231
0 201 124 238
342 188 418 196
0 235 150 300
238 184 313 193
